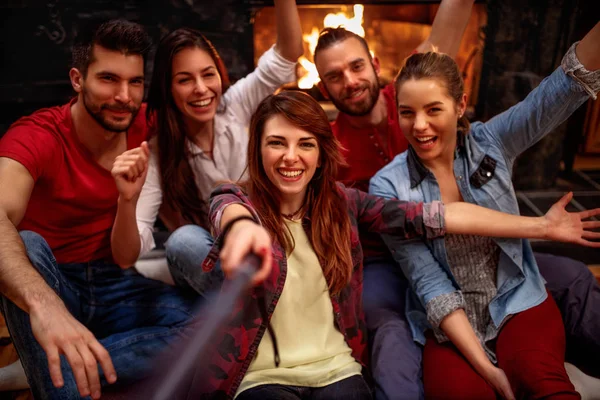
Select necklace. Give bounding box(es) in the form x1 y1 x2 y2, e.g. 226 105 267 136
281 205 304 220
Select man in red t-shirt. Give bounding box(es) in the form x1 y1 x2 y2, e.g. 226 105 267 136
312 3 600 399
0 20 194 399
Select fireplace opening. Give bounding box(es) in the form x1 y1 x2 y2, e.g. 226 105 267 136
253 3 487 119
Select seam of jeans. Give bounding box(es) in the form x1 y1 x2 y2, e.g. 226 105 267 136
101 325 188 352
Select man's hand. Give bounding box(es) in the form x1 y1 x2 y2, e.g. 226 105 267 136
29 298 116 399
111 141 150 202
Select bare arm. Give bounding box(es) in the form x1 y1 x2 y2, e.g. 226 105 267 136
440 310 515 399
416 0 475 57
0 157 56 313
0 157 116 398
273 0 303 62
575 21 600 70
444 193 600 246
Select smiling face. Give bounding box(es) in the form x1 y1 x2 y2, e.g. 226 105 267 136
261 114 321 209
315 37 380 116
396 78 466 164
170 46 222 131
74 45 145 132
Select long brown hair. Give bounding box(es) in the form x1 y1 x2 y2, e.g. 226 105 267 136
395 52 470 135
245 91 353 295
146 28 230 227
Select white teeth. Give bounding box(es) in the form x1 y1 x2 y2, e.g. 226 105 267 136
279 170 303 177
415 136 435 142
190 98 213 107
350 89 365 98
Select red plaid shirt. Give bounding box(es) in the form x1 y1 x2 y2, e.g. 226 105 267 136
197 183 444 398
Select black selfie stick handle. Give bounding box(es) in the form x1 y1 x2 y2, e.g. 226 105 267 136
152 253 261 400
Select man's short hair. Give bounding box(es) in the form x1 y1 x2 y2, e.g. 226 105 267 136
313 27 372 65
72 19 152 77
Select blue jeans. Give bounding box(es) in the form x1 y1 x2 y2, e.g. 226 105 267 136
236 375 373 400
165 225 224 297
363 252 600 400
0 231 196 400
362 258 423 400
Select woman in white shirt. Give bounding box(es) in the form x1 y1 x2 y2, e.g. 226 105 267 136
136 0 303 292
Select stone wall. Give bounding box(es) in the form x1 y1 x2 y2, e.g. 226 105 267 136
477 0 595 188
0 0 256 133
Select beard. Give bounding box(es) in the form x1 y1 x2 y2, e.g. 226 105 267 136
327 78 380 117
82 88 140 133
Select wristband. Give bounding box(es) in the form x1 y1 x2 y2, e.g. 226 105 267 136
220 215 258 240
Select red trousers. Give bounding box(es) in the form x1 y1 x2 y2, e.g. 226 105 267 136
423 293 580 399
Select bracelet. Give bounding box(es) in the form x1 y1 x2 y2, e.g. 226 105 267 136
220 215 258 240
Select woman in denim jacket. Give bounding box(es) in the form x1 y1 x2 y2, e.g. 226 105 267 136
207 90 599 400
370 22 600 399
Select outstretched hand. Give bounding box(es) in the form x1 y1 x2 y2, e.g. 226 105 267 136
544 192 600 246
219 220 273 286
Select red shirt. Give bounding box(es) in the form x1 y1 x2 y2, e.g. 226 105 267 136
332 83 408 192
0 99 147 263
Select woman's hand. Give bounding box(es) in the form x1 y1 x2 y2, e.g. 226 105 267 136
219 220 273 286
481 365 515 400
543 192 600 246
111 141 149 202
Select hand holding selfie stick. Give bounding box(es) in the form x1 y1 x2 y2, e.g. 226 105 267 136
151 253 261 400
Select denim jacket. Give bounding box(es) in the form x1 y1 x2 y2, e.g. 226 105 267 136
369 46 599 345
197 183 445 398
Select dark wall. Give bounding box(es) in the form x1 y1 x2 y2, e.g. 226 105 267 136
477 0 595 188
1 0 595 187
0 0 257 133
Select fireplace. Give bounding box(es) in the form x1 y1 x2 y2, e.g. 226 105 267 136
253 2 487 118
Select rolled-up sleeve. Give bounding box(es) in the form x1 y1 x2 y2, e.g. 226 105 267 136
426 291 465 328
222 46 297 127
370 174 460 329
209 184 262 237
561 41 600 99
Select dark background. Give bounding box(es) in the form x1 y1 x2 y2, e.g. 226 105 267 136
0 0 597 186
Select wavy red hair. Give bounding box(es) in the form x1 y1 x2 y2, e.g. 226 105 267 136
244 91 353 295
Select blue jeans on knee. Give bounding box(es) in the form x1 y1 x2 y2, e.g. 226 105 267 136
535 251 600 377
165 224 224 296
363 258 423 400
236 375 372 400
0 231 196 400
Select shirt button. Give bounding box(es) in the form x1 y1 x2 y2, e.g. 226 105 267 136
457 176 462 180
486 171 492 177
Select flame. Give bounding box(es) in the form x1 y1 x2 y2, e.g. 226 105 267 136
297 5 368 89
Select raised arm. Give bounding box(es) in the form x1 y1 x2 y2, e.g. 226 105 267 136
223 0 301 125
416 0 475 57
479 22 600 162
575 21 600 71
0 157 116 398
273 0 303 62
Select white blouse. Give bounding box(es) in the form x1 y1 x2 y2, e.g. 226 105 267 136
136 46 297 256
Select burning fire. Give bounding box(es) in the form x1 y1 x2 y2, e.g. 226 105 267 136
298 5 368 89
